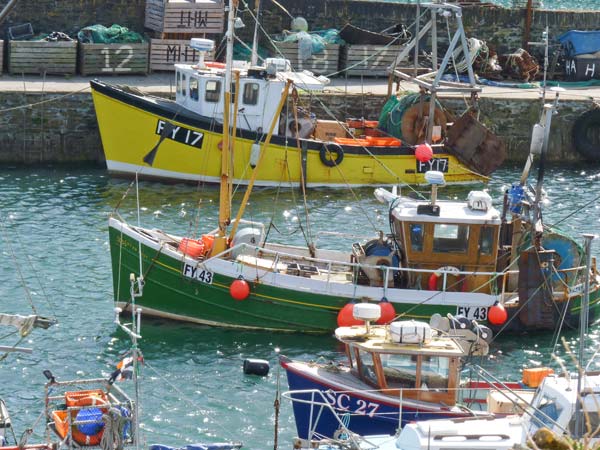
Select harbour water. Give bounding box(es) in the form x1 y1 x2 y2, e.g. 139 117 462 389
1 164 600 449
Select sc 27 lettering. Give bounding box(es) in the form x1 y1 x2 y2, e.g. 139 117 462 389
183 263 213 284
324 389 380 417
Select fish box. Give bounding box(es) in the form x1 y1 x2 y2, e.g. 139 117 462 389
145 0 225 34
8 40 77 75
564 55 600 81
313 119 348 141
271 42 340 76
78 43 149 75
343 44 404 77
487 390 535 415
149 39 214 71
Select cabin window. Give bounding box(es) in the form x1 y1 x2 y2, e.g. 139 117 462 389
205 80 221 103
189 77 199 101
380 353 417 389
357 349 378 386
181 74 187 97
479 226 495 255
531 395 562 429
433 224 469 253
176 72 181 94
409 223 424 252
243 83 260 105
419 356 449 391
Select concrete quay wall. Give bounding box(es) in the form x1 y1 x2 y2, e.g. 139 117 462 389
0 89 590 165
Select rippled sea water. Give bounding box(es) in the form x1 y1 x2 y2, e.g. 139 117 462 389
1 164 600 449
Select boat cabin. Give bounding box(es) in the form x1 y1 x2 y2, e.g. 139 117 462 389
336 323 464 406
174 53 329 135
385 189 502 292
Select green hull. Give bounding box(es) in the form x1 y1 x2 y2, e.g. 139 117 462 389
108 224 456 333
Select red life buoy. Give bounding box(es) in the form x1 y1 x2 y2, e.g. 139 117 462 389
58 392 108 446
427 266 467 292
205 61 226 69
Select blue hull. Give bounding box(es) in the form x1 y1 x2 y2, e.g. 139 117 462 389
283 362 469 440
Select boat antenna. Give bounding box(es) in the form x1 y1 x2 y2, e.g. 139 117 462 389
250 0 261 66
574 233 595 438
135 172 143 280
528 25 550 104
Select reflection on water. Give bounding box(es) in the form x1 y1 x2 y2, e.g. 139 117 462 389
0 164 600 448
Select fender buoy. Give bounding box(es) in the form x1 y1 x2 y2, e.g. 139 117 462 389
400 102 447 145
243 358 270 376
320 142 344 167
573 109 600 161
427 266 466 292
337 302 363 327
488 303 508 326
230 278 250 300
376 298 396 325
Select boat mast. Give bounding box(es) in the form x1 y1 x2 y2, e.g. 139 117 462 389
215 0 238 254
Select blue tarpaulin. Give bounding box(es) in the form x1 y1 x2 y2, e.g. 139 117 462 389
557 30 600 57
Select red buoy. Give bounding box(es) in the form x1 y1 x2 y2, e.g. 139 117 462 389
337 302 363 327
230 279 250 301
488 303 508 326
415 143 433 163
376 299 396 324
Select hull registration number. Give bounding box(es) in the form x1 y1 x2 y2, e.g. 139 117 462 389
155 120 204 149
183 263 213 284
456 306 488 321
417 157 449 173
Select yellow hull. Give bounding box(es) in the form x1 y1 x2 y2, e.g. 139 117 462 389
91 81 486 187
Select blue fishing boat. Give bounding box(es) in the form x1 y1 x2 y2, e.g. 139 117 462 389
281 304 531 440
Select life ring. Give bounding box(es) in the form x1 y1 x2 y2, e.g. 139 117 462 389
320 142 344 167
428 266 466 292
573 109 600 161
58 394 108 446
400 102 447 145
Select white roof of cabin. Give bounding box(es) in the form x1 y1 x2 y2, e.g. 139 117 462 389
391 197 502 225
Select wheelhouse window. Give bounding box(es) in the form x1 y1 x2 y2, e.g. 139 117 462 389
433 224 469 253
380 353 417 389
189 77 199 101
205 80 221 103
243 83 259 105
419 356 449 391
181 73 187 97
479 226 495 255
356 348 378 386
531 394 562 430
409 223 424 252
176 72 181 94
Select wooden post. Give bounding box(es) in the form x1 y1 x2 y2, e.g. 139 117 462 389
523 0 533 51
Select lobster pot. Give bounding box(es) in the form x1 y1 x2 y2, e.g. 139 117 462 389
343 44 404 77
390 321 432 344
271 42 340 76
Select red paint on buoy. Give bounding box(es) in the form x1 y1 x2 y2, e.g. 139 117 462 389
376 299 396 325
337 303 363 327
488 303 508 326
230 279 250 301
415 143 433 162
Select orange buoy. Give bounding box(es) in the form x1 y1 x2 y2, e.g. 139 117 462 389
415 143 433 162
337 302 363 327
230 278 250 301
178 238 206 258
376 298 396 324
201 234 215 253
488 303 508 325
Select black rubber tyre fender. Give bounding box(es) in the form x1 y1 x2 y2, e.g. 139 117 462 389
573 109 600 161
319 142 344 167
